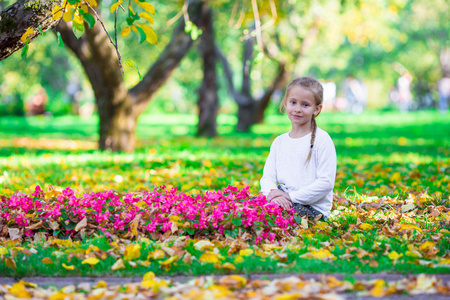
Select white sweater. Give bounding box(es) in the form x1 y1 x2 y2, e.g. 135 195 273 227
260 127 336 216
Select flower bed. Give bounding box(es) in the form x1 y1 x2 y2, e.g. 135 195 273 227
1 185 297 243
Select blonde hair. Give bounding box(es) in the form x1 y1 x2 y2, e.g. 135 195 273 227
279 77 324 164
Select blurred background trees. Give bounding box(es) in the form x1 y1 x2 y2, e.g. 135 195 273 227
0 0 448 151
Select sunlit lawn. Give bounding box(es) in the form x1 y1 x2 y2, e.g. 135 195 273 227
0 110 448 197
0 110 449 277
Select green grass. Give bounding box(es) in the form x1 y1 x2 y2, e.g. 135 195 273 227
0 110 448 198
0 110 449 277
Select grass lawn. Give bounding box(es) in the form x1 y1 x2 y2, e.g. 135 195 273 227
0 110 449 278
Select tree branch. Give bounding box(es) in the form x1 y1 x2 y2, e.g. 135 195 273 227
215 44 252 106
0 0 63 60
129 0 203 107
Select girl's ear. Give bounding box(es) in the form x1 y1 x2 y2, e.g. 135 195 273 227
314 104 323 117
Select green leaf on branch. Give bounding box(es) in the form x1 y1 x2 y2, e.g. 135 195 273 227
184 21 202 41
56 32 64 47
73 22 85 39
135 26 146 44
21 39 30 58
83 13 96 29
125 60 143 81
38 25 46 36
126 16 134 26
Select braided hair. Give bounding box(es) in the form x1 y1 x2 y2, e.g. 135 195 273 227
279 77 324 165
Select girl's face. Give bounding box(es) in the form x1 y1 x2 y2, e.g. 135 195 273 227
284 85 322 128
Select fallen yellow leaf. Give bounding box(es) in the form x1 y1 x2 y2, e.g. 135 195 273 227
387 251 403 260
143 271 156 281
62 263 75 270
359 223 373 230
419 241 435 252
158 256 177 265
274 293 303 300
9 282 32 298
399 223 422 233
49 291 70 300
222 262 237 270
82 257 100 265
234 255 245 264
239 249 254 257
200 252 220 264
0 246 9 255
301 249 337 260
124 244 141 261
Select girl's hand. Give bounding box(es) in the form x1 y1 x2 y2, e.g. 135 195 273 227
268 189 286 201
270 196 293 210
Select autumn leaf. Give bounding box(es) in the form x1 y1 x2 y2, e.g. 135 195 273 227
41 257 53 265
219 275 247 289
139 12 154 24
419 241 435 252
239 249 254 257
143 271 156 281
194 240 215 251
199 252 220 264
234 255 245 264
301 249 337 260
5 257 16 269
110 0 124 13
134 0 155 14
8 282 32 298
85 0 98 7
158 256 177 265
124 244 141 261
82 257 100 265
75 217 87 232
136 24 157 44
359 223 373 230
369 279 387 297
148 249 165 260
121 26 131 37
274 293 303 300
51 6 63 20
222 262 237 270
0 246 9 255
387 251 403 260
399 223 422 233
62 263 75 270
20 28 34 43
111 258 125 270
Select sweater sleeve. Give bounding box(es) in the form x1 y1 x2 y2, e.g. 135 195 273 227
288 135 336 205
260 138 279 196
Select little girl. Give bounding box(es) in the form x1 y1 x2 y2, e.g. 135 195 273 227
260 77 336 220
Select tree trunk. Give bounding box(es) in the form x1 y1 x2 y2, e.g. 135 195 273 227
0 0 62 60
57 0 203 151
235 33 255 131
254 62 287 123
197 3 218 137
217 30 286 132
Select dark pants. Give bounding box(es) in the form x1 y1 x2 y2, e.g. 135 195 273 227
278 185 327 221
